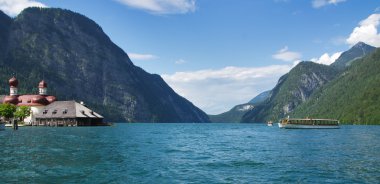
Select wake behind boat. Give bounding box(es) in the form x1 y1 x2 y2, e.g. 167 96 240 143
278 117 340 129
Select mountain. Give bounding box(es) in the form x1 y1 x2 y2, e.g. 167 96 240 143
0 10 11 59
241 62 337 123
0 8 210 123
209 90 270 123
331 42 376 70
209 103 254 123
292 48 380 124
249 90 271 105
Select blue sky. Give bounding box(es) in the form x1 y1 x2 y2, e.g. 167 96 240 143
1 0 380 114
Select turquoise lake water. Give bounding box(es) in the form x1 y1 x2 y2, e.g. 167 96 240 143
0 123 379 183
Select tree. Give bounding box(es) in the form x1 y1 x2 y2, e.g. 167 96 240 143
14 106 31 121
0 103 17 121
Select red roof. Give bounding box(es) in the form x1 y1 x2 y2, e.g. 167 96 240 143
3 94 57 106
3 95 18 104
46 96 56 103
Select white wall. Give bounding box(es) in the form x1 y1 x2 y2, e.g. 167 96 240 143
23 106 44 125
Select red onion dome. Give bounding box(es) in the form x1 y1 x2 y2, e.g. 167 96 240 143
9 77 18 87
46 96 57 103
32 95 49 105
3 95 18 105
38 80 47 88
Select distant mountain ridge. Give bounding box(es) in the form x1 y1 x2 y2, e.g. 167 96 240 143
0 8 210 123
209 103 254 123
249 90 271 105
241 42 378 124
331 42 376 70
209 90 270 123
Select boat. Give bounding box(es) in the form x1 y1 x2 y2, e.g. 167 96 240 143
278 117 339 129
267 121 273 126
5 124 25 127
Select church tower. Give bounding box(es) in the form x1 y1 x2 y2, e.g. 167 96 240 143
9 76 18 96
38 80 47 95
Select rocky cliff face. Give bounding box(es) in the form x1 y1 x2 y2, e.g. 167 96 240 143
0 8 210 123
292 48 380 124
241 62 337 122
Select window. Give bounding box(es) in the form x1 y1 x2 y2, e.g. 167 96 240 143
43 110 48 114
63 109 68 114
52 110 57 114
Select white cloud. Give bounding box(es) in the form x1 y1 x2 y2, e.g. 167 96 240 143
273 46 302 62
311 52 342 65
312 0 346 8
115 0 196 14
0 0 46 16
129 53 158 60
346 14 380 47
161 65 293 114
175 59 186 64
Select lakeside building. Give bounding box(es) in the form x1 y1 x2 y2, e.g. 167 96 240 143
0 77 104 126
1 77 56 125
34 101 104 126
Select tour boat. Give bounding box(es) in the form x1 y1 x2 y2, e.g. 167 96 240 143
278 117 339 129
267 121 273 126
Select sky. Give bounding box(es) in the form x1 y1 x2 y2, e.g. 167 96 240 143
0 0 380 114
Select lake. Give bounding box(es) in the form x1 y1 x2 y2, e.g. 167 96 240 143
0 123 379 183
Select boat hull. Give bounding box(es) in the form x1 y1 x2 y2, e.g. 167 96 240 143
278 123 339 129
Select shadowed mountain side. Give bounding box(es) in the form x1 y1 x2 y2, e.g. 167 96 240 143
0 8 209 123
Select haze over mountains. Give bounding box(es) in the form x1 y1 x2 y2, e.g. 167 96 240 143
211 42 379 124
0 8 210 123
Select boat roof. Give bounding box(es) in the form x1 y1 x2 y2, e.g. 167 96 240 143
285 118 339 121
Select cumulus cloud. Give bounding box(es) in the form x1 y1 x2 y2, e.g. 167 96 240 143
161 65 293 114
346 14 380 47
311 52 342 65
115 0 196 14
129 53 158 60
273 46 302 62
312 0 346 8
0 0 46 16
